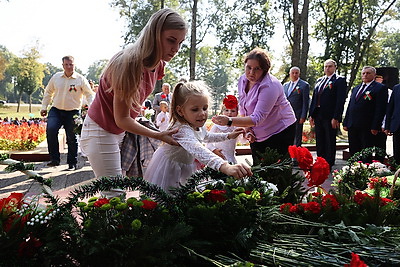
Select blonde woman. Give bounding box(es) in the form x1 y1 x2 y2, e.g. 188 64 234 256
80 9 187 187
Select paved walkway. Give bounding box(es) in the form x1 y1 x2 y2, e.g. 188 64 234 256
0 137 393 200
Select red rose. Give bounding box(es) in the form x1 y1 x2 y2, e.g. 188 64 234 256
223 95 238 109
308 157 330 187
142 199 158 210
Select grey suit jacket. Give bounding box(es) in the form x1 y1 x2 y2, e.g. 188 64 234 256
283 79 310 120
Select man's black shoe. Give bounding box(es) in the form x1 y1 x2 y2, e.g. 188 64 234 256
67 164 77 171
47 161 60 167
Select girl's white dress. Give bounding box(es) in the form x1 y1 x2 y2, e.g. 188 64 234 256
144 123 229 191
156 111 170 132
206 124 238 163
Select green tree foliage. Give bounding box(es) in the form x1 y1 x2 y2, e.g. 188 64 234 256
280 0 310 79
8 46 45 112
312 0 398 90
86 59 108 83
111 0 180 44
212 0 276 68
195 46 234 115
375 31 400 69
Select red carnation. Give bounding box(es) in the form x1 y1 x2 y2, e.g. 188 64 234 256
93 198 110 208
288 145 313 170
142 199 158 210
223 95 238 109
301 201 321 214
322 194 340 211
206 189 227 202
161 94 167 99
308 157 330 187
345 252 367 267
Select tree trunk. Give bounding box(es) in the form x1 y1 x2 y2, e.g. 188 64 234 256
299 0 310 79
189 0 198 81
17 91 22 113
291 0 301 67
29 94 32 113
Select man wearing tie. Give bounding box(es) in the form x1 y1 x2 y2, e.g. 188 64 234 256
343 66 388 157
153 83 172 119
309 59 347 167
283 66 310 147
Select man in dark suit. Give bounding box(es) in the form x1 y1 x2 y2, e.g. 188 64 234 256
283 66 310 147
343 66 388 158
153 83 171 119
385 83 400 164
309 59 347 167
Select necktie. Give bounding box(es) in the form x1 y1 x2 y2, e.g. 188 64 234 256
318 77 328 94
356 83 367 101
288 82 295 96
317 77 328 106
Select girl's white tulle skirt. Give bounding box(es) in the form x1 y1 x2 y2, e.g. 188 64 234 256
144 145 196 192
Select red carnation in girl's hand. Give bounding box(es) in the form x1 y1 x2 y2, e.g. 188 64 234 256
223 95 238 109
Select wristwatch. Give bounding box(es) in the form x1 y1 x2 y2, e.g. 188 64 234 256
227 118 233 126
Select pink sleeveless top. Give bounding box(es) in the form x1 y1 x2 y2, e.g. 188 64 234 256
88 61 165 134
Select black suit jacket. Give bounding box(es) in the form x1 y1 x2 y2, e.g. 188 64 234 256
343 81 388 130
385 84 400 133
283 79 310 120
309 74 347 122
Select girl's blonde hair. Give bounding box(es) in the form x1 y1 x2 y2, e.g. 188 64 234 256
170 81 210 126
103 8 187 109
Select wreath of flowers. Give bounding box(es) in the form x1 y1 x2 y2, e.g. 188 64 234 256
223 95 238 109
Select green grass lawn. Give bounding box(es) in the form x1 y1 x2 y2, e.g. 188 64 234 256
0 103 42 120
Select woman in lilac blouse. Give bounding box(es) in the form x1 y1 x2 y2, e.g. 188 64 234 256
212 47 296 164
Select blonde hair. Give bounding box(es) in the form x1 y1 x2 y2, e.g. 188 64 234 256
102 8 187 109
170 81 210 126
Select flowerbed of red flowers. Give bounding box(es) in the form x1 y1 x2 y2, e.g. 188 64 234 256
0 123 46 150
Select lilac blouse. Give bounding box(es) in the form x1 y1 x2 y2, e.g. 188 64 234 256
238 73 296 142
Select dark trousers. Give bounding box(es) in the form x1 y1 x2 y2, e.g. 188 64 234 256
314 114 337 166
393 131 400 165
348 127 375 157
294 121 304 147
46 107 79 165
250 123 296 164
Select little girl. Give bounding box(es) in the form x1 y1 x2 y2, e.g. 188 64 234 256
206 95 240 163
144 81 252 191
155 101 170 131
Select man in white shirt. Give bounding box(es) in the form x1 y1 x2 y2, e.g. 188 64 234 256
40 56 95 170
